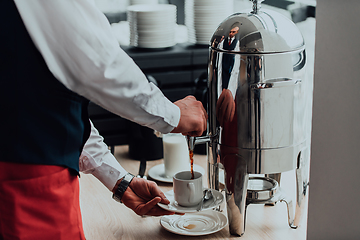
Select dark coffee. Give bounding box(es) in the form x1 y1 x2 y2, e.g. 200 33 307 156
189 149 194 179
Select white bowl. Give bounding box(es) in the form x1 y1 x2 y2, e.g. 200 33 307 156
191 0 233 6
130 24 176 32
193 5 230 11
128 15 176 23
128 11 176 18
130 34 175 42
130 30 175 38
130 40 176 48
129 17 176 25
130 0 158 4
129 19 176 25
134 38 175 44
127 4 176 14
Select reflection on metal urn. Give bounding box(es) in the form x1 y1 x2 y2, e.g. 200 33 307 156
202 0 312 236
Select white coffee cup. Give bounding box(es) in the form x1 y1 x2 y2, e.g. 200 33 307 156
173 171 203 207
163 133 190 177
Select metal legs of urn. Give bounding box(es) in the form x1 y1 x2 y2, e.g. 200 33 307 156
220 151 310 236
292 150 310 228
264 173 281 206
225 157 249 236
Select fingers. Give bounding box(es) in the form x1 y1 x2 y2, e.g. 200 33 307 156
137 196 161 215
216 90 226 125
185 95 196 100
191 98 207 135
222 93 235 123
146 180 170 205
157 192 170 205
135 197 175 217
216 89 235 126
123 179 175 217
172 95 208 136
202 106 208 130
201 101 208 120
227 100 235 122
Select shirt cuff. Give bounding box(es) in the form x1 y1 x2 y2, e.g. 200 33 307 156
80 150 127 191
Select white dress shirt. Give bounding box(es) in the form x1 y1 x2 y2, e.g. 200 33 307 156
14 0 180 191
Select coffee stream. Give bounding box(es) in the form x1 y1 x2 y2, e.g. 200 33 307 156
189 150 194 180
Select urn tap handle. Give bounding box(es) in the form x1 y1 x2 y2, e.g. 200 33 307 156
187 136 196 152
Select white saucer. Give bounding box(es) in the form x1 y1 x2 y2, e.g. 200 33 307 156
157 189 224 213
160 210 227 236
148 164 205 183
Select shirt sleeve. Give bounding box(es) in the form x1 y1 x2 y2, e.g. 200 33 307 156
79 120 127 191
13 0 180 133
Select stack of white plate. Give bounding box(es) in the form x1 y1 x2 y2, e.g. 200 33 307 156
127 4 177 49
185 0 234 45
129 0 158 5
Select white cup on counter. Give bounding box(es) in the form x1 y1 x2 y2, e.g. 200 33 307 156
162 133 190 178
173 171 203 207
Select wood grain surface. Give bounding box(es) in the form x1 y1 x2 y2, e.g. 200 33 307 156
79 145 307 240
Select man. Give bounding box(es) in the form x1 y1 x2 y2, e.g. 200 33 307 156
0 1 207 239
218 24 240 91
215 23 241 127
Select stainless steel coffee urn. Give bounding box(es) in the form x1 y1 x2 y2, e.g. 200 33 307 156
201 0 312 236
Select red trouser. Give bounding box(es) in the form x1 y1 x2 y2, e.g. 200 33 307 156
0 162 85 240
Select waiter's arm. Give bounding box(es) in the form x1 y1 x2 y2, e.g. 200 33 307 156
14 0 180 133
79 121 127 191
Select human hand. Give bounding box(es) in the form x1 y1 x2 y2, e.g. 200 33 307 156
121 177 175 216
171 96 208 137
216 89 235 127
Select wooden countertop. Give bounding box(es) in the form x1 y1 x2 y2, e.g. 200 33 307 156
79 145 307 240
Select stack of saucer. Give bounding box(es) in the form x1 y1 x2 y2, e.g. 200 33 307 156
127 4 177 49
185 0 234 45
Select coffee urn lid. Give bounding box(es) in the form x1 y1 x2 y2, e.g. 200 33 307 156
210 0 305 54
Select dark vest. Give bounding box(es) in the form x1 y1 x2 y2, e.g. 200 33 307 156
221 37 238 89
0 1 90 173
222 37 237 68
